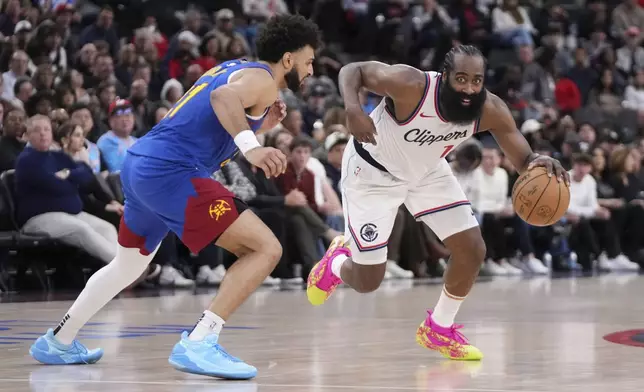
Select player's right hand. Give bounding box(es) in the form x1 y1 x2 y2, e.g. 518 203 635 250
245 147 287 178
346 107 377 145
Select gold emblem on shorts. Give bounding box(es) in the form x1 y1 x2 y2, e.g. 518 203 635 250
209 200 231 220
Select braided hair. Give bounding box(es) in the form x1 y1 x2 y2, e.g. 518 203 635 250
441 45 486 75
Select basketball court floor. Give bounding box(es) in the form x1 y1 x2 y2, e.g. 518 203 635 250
0 274 642 392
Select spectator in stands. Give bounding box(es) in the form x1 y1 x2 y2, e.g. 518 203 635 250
14 115 117 264
49 107 69 131
243 0 289 20
213 9 250 55
55 121 124 227
2 50 28 101
451 140 483 217
129 79 154 133
568 152 639 270
32 63 55 92
321 131 348 199
588 68 624 115
78 6 119 58
0 108 25 171
623 68 644 110
608 146 644 256
60 69 89 105
160 78 183 107
566 47 597 105
69 103 104 172
282 106 304 136
195 33 220 71
86 53 126 98
97 99 137 172
275 137 342 276
25 89 55 117
74 43 96 79
616 27 644 77
491 0 535 48
475 147 524 275
611 0 644 44
26 21 67 73
168 31 200 80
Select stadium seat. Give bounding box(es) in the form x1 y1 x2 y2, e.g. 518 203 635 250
0 170 66 291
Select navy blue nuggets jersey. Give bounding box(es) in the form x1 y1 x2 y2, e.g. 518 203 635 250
128 60 271 173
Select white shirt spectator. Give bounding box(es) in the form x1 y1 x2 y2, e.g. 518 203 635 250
491 6 535 34
616 45 644 77
622 85 644 110
473 166 508 214
2 71 19 101
306 157 327 207
453 166 480 210
243 0 289 18
567 170 599 218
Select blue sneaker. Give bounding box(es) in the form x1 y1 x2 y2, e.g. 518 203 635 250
30 329 104 365
168 332 257 379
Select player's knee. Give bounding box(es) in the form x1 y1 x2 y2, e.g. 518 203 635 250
352 262 386 293
472 234 486 264
259 236 282 267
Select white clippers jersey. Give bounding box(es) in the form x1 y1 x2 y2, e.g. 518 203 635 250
360 71 481 182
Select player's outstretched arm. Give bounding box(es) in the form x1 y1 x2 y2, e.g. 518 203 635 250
210 68 286 178
338 62 426 144
481 94 570 185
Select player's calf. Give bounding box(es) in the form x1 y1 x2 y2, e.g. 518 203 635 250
343 262 387 293
417 227 485 361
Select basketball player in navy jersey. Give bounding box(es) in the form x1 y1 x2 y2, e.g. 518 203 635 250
30 15 320 379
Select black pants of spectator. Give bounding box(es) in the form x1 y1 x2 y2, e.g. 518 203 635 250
568 218 601 269
481 213 510 261
611 205 644 255
287 206 330 278
254 207 294 279
389 207 428 275
590 218 622 259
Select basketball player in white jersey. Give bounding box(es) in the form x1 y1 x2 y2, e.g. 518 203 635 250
306 45 569 360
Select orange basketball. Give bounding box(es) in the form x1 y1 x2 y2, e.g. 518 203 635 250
511 166 570 226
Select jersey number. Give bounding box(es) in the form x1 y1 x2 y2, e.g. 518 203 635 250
440 145 454 158
164 83 208 119
163 65 227 119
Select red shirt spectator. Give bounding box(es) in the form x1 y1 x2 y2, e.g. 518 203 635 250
275 138 318 213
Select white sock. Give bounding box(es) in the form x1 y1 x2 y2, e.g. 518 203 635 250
431 286 465 328
188 310 225 341
330 254 348 279
53 245 158 345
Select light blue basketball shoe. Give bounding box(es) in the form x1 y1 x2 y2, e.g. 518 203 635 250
168 332 257 379
30 329 104 365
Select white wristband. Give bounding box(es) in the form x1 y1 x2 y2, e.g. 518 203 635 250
234 130 261 155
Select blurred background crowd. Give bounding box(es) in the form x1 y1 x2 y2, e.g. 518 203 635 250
1 0 644 293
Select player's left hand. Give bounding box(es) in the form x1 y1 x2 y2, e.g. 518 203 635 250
261 99 287 131
527 155 570 186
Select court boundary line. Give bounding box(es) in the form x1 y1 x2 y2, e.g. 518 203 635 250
0 378 546 391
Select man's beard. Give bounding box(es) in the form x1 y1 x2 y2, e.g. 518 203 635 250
438 78 487 125
285 68 303 92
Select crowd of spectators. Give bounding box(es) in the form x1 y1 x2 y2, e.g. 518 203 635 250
1 0 644 292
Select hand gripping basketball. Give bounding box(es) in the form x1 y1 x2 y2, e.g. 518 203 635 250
526 155 570 186
245 146 287 178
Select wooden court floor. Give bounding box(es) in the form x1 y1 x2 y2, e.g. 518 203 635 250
0 274 643 392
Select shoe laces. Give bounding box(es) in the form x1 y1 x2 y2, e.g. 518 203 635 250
203 337 242 363
444 324 468 345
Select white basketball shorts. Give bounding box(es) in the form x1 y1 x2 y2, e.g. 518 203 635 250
340 140 479 265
